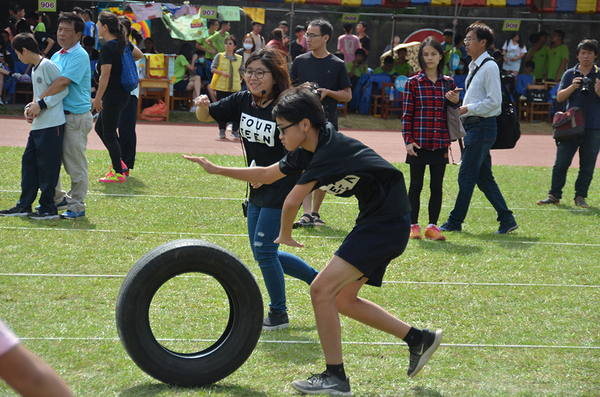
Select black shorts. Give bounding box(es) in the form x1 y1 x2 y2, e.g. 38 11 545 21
173 79 190 93
335 213 410 287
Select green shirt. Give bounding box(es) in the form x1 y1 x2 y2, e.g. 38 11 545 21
33 22 46 33
394 61 413 77
373 66 396 76
207 31 230 56
528 45 550 80
548 44 569 81
197 34 216 60
443 48 462 75
174 54 189 84
346 61 367 77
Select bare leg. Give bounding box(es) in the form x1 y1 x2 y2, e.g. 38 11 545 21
302 192 313 215
313 189 326 214
189 75 201 98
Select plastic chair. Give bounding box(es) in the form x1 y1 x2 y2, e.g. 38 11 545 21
526 83 552 123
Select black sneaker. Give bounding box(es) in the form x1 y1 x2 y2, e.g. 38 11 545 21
35 198 68 212
28 211 59 220
291 371 352 396
0 206 31 217
262 310 289 331
407 329 443 377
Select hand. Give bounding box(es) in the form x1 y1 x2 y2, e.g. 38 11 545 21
23 106 34 123
316 88 329 101
194 94 211 108
221 72 230 78
274 234 304 248
27 101 41 118
459 105 468 116
182 154 219 174
503 56 508 63
91 97 102 113
510 57 517 62
595 78 600 95
571 77 582 90
445 87 462 104
251 182 263 189
406 142 420 157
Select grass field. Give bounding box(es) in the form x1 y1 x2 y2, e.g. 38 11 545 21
0 147 598 396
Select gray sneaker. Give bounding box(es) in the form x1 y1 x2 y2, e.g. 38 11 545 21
407 329 443 377
575 196 589 208
291 371 352 396
218 129 226 139
263 310 289 331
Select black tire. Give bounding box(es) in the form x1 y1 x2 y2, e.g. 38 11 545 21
115 239 263 387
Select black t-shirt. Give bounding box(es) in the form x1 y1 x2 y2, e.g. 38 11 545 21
34 32 61 58
208 90 299 208
290 52 351 130
290 41 305 61
360 35 371 55
279 124 410 225
97 40 133 103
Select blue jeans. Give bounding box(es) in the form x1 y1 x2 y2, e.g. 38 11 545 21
247 202 318 314
549 128 600 200
447 117 515 228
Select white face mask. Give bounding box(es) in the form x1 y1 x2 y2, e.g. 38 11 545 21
243 43 253 50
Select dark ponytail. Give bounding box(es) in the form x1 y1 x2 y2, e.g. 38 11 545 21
98 11 128 54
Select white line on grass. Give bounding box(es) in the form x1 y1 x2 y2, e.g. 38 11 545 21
3 225 600 246
17 337 600 350
2 273 599 289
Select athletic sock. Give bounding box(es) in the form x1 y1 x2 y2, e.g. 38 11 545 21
326 363 346 381
403 327 423 348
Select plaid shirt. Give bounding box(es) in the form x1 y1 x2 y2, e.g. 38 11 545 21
402 71 455 150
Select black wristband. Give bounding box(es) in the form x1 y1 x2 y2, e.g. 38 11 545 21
38 99 47 109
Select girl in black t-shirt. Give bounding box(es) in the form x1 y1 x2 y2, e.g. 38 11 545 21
184 86 442 395
93 11 143 183
186 48 318 331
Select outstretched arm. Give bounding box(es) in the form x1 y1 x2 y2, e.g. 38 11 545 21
182 155 285 185
275 181 317 248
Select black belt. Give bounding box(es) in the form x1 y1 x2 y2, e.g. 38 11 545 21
64 111 71 115
464 116 494 124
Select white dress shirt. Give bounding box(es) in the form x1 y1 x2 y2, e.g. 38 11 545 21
462 53 502 118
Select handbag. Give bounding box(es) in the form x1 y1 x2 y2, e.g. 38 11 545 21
444 79 466 141
552 107 585 141
108 40 139 92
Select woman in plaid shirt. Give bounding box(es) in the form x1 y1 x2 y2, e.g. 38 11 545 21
402 37 461 241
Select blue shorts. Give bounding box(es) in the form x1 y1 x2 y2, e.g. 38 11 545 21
335 213 410 287
173 79 190 93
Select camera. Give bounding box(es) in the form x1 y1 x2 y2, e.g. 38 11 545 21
580 76 592 95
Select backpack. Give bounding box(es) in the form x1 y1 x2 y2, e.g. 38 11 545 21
109 40 139 92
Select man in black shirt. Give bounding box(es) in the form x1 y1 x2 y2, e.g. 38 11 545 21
356 21 370 59
290 19 352 227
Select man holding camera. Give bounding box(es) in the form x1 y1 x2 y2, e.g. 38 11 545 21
537 39 600 208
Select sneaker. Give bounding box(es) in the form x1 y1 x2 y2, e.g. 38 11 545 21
424 224 446 241
495 222 518 234
231 130 240 139
121 160 129 177
99 170 126 183
0 97 3 106
409 224 422 239
439 222 461 232
35 198 68 212
190 106 197 113
407 329 443 378
537 194 560 205
28 211 59 220
291 371 352 396
0 206 31 217
219 129 226 139
262 310 289 331
575 196 589 208
60 210 85 219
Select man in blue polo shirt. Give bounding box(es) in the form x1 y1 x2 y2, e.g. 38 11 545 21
27 12 92 219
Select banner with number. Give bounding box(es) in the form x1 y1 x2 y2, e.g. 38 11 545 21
38 0 56 12
162 10 206 41
502 20 521 31
342 14 360 23
199 6 218 20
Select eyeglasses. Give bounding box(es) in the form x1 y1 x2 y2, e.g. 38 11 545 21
305 33 322 39
244 70 272 79
464 37 479 43
277 122 298 135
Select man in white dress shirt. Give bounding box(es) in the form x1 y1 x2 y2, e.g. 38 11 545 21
440 21 518 235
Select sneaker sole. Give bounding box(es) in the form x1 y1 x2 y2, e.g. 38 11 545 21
424 234 446 241
262 323 289 331
29 215 60 220
0 212 30 217
408 330 443 378
291 381 353 396
99 179 126 183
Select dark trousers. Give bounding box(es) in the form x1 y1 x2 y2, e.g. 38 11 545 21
17 125 64 214
408 163 446 225
216 91 239 131
117 95 138 170
95 98 129 174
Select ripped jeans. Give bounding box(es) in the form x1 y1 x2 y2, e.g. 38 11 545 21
247 202 319 314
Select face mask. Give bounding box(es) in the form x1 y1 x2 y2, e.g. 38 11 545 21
198 58 205 64
458 64 464 71
243 43 253 50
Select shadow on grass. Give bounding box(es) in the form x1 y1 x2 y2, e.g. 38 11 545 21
119 382 269 396
414 239 483 255
23 216 97 230
405 386 444 397
255 338 323 364
96 175 148 195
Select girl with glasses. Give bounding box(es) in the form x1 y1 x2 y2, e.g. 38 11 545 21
187 48 319 331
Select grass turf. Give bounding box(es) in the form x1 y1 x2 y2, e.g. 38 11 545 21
0 147 598 396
